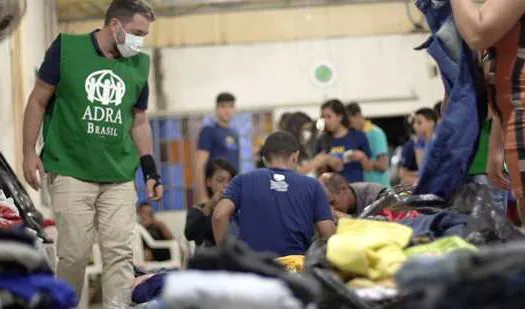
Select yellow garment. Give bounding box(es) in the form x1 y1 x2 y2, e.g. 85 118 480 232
404 236 477 257
326 218 412 280
275 255 304 272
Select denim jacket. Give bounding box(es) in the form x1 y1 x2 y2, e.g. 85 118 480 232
413 0 487 200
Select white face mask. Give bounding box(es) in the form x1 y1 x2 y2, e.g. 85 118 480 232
302 130 312 142
114 27 144 58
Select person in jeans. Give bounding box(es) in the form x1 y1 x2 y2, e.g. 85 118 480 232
213 131 335 256
22 0 162 306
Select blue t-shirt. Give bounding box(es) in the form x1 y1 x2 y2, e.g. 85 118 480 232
223 168 333 256
197 123 240 171
400 139 418 172
316 130 372 183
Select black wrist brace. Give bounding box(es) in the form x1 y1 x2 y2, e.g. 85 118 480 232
140 155 161 185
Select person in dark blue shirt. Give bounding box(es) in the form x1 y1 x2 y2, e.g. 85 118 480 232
212 131 336 256
196 92 240 203
315 99 372 183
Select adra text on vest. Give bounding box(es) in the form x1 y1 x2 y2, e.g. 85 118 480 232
82 106 122 137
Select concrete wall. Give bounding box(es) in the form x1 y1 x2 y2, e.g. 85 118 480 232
156 34 443 117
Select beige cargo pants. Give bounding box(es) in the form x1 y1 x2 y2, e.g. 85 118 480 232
49 174 137 308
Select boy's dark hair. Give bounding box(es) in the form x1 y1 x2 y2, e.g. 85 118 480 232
261 131 300 162
205 159 238 181
345 101 362 116
433 100 443 118
415 107 439 123
104 0 156 26
204 159 238 198
216 92 236 105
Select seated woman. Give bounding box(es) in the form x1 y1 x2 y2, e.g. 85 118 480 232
137 202 174 261
185 159 237 246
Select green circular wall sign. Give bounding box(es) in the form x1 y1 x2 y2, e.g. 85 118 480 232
310 61 336 88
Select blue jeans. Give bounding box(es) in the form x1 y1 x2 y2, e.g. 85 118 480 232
468 174 508 213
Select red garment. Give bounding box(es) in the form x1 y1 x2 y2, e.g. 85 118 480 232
0 204 22 229
379 209 421 221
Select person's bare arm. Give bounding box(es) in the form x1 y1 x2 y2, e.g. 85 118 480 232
372 155 389 173
195 150 210 203
22 78 55 190
326 156 344 172
155 221 174 240
132 110 163 201
350 150 373 171
316 220 336 240
451 0 525 49
487 116 509 189
415 148 425 169
212 199 235 246
132 109 153 156
399 167 419 185
297 154 328 174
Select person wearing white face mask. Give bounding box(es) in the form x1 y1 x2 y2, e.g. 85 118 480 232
277 112 333 176
22 0 161 307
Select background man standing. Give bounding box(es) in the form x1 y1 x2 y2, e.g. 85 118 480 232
195 92 240 202
21 0 162 306
346 102 390 186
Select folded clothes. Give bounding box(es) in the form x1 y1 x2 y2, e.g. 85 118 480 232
399 212 468 240
275 255 304 273
404 236 477 257
132 273 167 304
162 271 302 309
0 273 77 309
327 218 412 280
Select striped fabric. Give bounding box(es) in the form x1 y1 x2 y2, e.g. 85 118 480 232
490 15 525 198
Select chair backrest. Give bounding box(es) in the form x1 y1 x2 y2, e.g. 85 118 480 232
156 210 188 240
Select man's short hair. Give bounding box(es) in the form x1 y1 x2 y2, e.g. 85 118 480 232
319 173 348 194
345 101 362 116
104 0 156 26
216 92 236 105
261 131 300 162
415 107 438 123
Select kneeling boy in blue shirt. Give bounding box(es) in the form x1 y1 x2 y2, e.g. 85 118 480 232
212 131 336 256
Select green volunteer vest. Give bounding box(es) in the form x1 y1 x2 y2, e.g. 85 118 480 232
42 33 150 183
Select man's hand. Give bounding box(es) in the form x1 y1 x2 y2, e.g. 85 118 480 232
23 152 45 190
350 150 367 162
147 179 163 201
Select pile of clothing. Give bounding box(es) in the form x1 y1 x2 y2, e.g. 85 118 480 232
131 239 321 309
0 228 77 309
303 183 525 309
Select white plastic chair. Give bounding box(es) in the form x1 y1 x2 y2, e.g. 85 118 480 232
133 224 183 271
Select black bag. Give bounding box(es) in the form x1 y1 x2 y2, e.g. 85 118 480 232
450 183 523 244
0 152 49 243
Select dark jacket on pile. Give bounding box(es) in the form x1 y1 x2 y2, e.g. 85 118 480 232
0 228 77 308
413 0 487 200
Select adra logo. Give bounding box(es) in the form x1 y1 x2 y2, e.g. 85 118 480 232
81 69 125 137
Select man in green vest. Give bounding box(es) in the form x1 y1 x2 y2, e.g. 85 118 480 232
21 0 162 306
